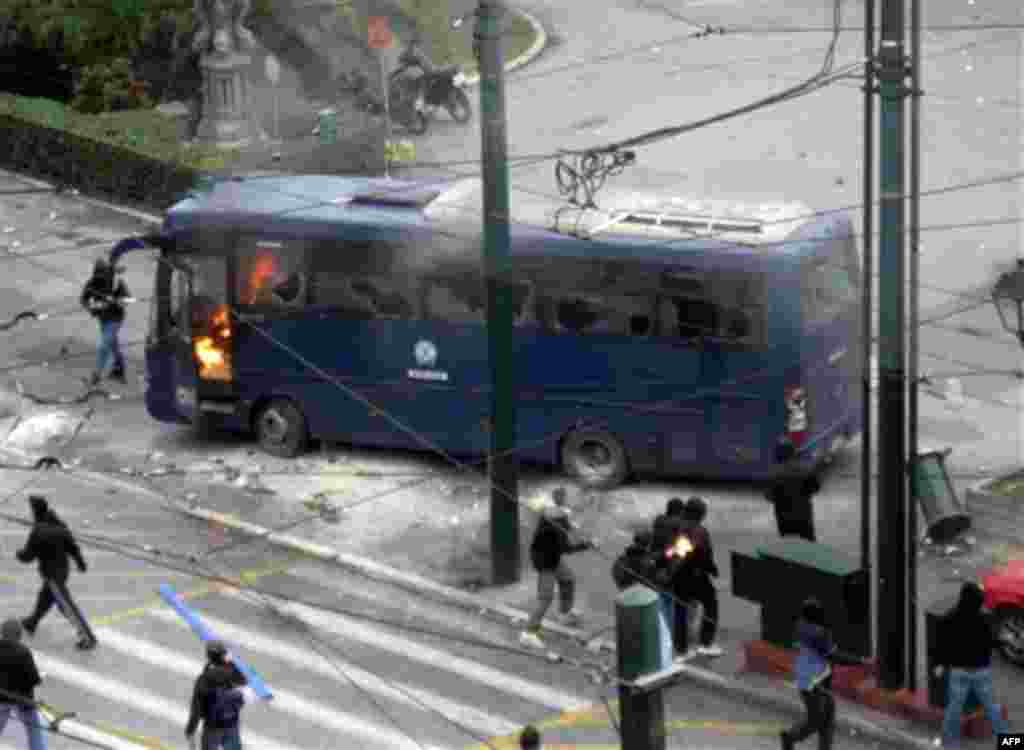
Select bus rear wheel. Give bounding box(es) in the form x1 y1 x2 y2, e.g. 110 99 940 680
255 398 309 458
561 429 628 489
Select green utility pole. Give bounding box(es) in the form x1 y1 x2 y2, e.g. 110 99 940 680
875 0 910 690
476 0 520 584
616 586 669 750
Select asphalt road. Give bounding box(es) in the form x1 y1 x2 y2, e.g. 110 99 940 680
0 466 904 750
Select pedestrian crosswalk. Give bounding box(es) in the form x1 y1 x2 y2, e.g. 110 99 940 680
17 583 592 750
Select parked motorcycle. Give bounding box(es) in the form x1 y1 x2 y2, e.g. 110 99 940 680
312 69 428 136
390 42 473 126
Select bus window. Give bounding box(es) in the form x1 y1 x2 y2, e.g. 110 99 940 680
425 276 486 325
658 270 766 346
237 241 308 309
548 294 654 336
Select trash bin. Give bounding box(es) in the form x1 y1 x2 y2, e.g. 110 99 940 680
925 594 980 710
732 537 869 658
912 449 970 544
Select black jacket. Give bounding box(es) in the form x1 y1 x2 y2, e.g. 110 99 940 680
612 543 656 590
530 512 588 571
17 510 86 580
683 523 719 578
0 640 41 705
937 584 999 670
185 661 247 734
81 274 130 323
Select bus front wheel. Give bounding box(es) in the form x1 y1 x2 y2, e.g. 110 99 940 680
255 398 309 458
561 429 628 489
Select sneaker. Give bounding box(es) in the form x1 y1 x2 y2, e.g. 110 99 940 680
75 637 97 651
698 644 724 657
519 631 545 650
558 609 583 627
673 648 698 663
108 368 126 383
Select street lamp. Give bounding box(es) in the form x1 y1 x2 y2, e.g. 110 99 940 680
991 258 1024 346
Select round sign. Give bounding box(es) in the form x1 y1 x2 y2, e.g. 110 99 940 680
265 54 281 85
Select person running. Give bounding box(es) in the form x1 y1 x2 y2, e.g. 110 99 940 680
185 640 251 750
781 598 863 750
81 258 132 386
934 582 1009 749
520 488 594 649
0 619 46 750
17 495 95 650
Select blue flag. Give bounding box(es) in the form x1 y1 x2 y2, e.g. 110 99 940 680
158 584 273 700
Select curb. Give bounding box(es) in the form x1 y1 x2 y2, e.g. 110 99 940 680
180 503 935 750
460 8 548 87
0 170 162 226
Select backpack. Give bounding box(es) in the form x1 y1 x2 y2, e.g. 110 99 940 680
208 685 244 726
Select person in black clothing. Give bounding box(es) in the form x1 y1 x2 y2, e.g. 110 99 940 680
765 439 820 541
683 497 722 656
185 640 250 750
935 582 1008 748
663 498 695 658
520 488 594 649
612 530 655 591
519 724 542 749
0 618 46 750
81 258 132 385
17 496 95 650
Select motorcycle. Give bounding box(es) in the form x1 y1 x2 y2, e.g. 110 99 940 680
312 69 429 136
394 65 473 125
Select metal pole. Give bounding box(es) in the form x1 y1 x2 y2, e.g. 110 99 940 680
476 0 520 584
907 0 921 693
860 0 875 590
381 51 393 179
617 586 668 750
876 0 909 691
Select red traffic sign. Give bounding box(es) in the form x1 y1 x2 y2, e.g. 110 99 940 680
367 16 393 49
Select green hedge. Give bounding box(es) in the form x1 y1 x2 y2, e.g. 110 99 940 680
0 112 204 213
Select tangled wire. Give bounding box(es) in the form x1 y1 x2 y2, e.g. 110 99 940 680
554 149 636 208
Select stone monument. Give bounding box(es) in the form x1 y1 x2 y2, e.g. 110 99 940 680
192 0 265 147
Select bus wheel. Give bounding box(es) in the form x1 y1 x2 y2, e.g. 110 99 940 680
561 429 628 489
255 398 309 458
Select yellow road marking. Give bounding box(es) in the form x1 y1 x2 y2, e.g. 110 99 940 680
92 558 297 627
40 705 176 750
465 701 787 749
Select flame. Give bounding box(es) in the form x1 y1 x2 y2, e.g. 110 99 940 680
667 535 694 559
194 336 231 381
247 253 278 304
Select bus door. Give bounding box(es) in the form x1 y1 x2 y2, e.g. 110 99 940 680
166 260 200 423
682 268 774 471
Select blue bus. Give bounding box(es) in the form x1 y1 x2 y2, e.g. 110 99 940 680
122 174 861 486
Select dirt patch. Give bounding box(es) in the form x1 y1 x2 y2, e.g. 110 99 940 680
986 471 1024 498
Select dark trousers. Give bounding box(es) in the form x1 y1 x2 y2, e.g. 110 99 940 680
691 574 719 646
25 574 88 639
672 595 689 654
784 687 835 750
775 498 816 541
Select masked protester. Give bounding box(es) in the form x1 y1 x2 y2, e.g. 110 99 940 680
0 619 46 750
17 496 95 650
185 640 253 750
520 488 594 650
612 530 655 591
81 258 131 385
934 582 1008 749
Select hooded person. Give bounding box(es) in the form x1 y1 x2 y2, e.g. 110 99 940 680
611 530 655 590
17 496 95 650
185 640 250 750
520 488 594 650
0 618 46 749
81 256 131 385
935 582 1008 748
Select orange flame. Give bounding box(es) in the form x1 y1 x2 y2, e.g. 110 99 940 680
194 336 231 381
247 253 278 304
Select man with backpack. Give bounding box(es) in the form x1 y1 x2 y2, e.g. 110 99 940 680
185 640 252 750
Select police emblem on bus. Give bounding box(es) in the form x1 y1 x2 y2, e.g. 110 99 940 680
414 340 438 368
409 340 447 381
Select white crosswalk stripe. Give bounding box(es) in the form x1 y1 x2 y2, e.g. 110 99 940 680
222 589 588 711
148 608 521 737
33 651 308 750
93 627 448 750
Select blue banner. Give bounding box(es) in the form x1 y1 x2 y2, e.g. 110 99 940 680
158 584 273 700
